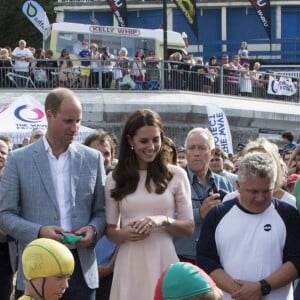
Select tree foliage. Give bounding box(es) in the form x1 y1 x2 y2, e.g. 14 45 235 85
0 0 55 49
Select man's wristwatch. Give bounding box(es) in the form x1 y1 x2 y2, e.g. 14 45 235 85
259 279 271 296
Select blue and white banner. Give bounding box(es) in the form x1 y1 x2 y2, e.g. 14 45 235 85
267 75 296 96
0 95 95 144
206 103 233 154
22 1 51 39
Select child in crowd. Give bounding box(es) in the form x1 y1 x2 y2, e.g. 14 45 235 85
78 41 91 88
19 238 74 300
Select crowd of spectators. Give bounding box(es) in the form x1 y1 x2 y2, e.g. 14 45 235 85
0 39 298 102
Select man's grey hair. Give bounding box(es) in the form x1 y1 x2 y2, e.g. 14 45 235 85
184 127 215 150
237 152 276 185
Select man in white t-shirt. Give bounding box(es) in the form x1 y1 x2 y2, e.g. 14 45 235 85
197 152 300 300
12 40 34 72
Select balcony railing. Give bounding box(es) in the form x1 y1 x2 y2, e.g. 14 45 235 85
1 58 299 103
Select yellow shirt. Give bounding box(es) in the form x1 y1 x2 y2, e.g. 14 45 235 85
18 296 34 300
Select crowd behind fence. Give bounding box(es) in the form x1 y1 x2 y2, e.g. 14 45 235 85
0 58 299 103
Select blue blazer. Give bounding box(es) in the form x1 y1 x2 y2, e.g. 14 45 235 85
0 138 106 290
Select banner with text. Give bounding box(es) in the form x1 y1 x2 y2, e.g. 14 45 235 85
267 76 296 96
22 1 50 39
107 0 128 27
206 103 233 154
248 0 271 40
0 95 95 144
173 0 198 38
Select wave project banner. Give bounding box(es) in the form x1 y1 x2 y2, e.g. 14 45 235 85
267 76 296 96
107 0 128 27
173 0 198 38
206 103 233 155
248 0 271 40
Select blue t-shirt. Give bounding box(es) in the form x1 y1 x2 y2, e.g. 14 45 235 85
95 235 116 265
78 49 91 67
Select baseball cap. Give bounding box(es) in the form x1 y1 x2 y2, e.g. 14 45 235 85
287 174 300 186
154 262 216 300
22 238 75 280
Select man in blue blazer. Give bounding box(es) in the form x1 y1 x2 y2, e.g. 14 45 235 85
0 88 106 300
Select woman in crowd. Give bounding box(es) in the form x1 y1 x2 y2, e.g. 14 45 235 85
129 49 146 81
206 56 219 93
90 43 100 88
105 109 194 300
189 57 208 92
162 136 177 165
58 48 73 87
115 47 130 78
34 48 45 67
168 52 183 89
114 47 130 87
0 48 12 87
238 41 249 65
145 50 161 82
239 62 253 97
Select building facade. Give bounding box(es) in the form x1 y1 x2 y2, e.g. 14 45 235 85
53 1 300 63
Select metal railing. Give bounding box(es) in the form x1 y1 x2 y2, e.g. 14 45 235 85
1 59 299 103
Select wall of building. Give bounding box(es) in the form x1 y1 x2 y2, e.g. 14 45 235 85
1 89 299 152
54 2 300 63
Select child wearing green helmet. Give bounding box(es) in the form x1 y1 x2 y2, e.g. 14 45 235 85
154 262 223 300
19 238 75 300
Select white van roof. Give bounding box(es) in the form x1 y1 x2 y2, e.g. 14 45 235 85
51 22 185 47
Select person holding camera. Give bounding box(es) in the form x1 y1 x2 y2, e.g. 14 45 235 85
100 46 114 89
174 127 233 264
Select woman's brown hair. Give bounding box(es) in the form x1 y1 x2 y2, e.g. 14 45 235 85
111 109 173 201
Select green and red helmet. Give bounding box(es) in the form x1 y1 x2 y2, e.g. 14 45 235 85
154 262 216 300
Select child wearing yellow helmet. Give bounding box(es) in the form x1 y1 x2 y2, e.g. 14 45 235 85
19 238 75 300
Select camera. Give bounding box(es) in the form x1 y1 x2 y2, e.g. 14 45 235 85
210 182 228 201
215 189 228 201
193 183 227 204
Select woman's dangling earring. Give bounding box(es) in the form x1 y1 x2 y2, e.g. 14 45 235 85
131 146 134 150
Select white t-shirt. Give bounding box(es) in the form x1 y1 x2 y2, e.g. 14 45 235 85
12 47 33 72
197 199 299 300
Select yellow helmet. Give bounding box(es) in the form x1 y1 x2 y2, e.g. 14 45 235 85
22 238 75 280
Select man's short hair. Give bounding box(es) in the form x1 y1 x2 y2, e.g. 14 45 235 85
237 152 276 185
83 129 116 157
281 130 294 142
45 88 79 115
214 148 228 160
185 128 215 150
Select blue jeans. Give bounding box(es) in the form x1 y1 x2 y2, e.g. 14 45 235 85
61 249 96 300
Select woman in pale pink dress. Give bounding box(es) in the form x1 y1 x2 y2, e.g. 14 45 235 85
105 109 194 300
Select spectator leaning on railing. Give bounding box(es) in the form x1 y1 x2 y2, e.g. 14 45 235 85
0 48 12 87
11 39 34 87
